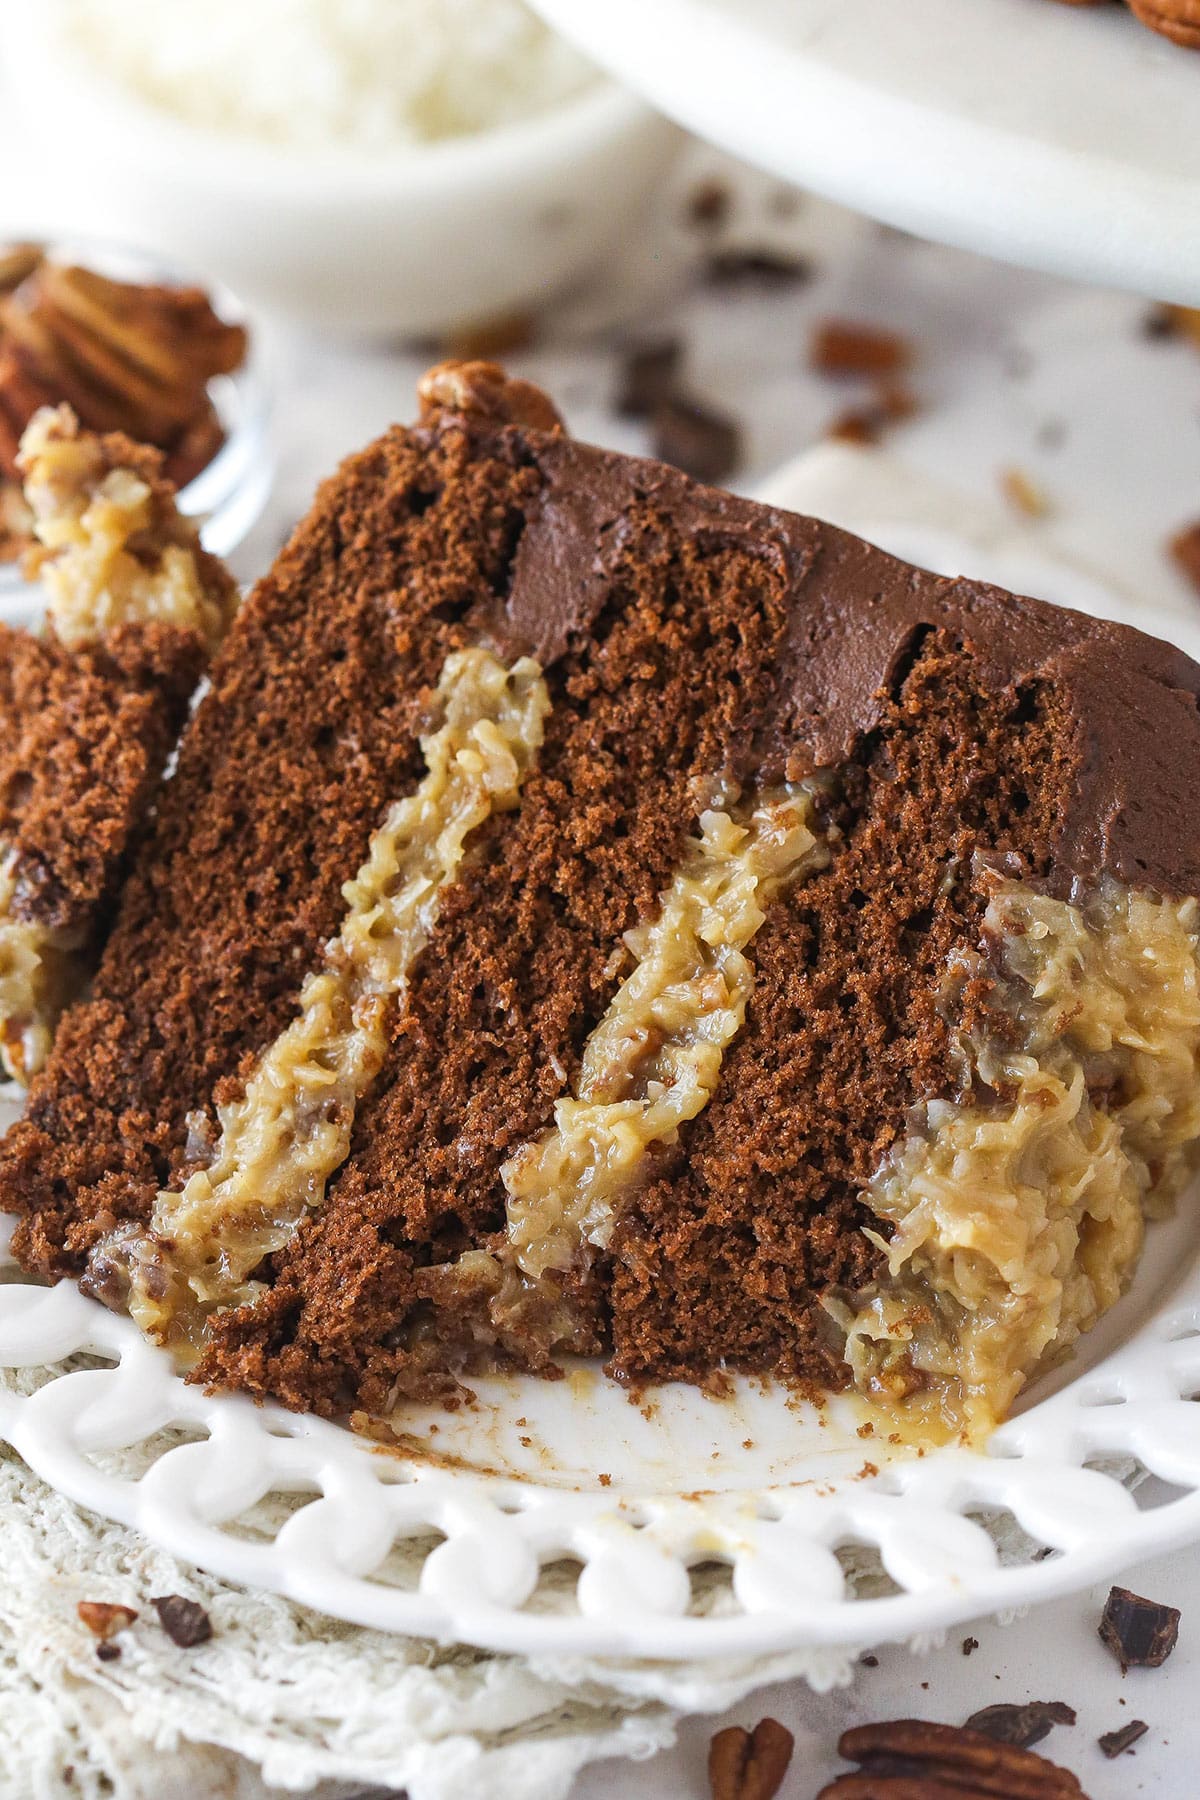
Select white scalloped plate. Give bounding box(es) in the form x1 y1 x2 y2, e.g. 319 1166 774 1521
5 471 1200 1659
529 0 1200 306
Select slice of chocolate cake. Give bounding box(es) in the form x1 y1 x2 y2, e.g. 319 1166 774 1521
0 406 236 1081
5 361 1200 1437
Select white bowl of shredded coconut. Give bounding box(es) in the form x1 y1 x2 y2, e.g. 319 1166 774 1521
7 0 681 336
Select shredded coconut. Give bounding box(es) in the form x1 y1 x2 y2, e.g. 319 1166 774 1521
63 0 599 151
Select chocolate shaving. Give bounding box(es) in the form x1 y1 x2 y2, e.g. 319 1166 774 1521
151 1594 213 1648
704 249 813 289
688 179 731 229
964 1700 1076 1749
615 340 683 419
651 395 741 484
1098 1719 1148 1758
1098 1586 1180 1670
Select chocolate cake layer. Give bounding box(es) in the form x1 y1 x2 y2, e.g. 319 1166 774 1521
6 366 1200 1424
0 414 231 1082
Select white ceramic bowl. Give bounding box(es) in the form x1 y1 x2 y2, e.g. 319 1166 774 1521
6 1 683 339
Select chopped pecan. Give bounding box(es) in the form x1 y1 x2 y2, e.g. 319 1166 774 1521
999 466 1052 519
709 1717 795 1800
77 1600 138 1640
417 359 562 435
817 1719 1089 1798
810 320 912 379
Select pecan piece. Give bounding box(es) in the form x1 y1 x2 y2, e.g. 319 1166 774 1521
77 1600 138 1640
817 1719 1089 1798
709 1717 795 1800
810 320 912 379
416 359 562 434
1127 0 1200 44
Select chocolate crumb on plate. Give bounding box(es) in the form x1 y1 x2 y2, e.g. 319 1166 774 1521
965 1699 1076 1749
809 318 912 378
704 248 813 289
687 178 731 228
651 394 741 483
962 1635 980 1656
1099 1586 1180 1670
1099 1719 1149 1758
76 1600 138 1640
615 339 683 418
708 1717 794 1800
151 1594 213 1648
1170 519 1200 597
859 1654 879 1668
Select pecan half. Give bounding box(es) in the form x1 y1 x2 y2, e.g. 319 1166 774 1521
0 253 246 489
817 1719 1089 1798
1127 0 1200 43
709 1717 795 1800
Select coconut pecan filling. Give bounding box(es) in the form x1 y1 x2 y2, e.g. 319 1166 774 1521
87 648 549 1355
835 875 1200 1434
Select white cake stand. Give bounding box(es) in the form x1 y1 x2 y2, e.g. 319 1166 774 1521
530 0 1200 305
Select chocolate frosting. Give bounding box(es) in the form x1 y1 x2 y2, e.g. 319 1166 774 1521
469 424 1200 902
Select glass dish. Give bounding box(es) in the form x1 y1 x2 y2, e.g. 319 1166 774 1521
0 234 271 623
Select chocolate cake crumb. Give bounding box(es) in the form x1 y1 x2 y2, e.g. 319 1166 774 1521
151 1594 212 1647
1099 1587 1180 1669
962 1636 979 1656
965 1700 1076 1748
1099 1718 1148 1758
